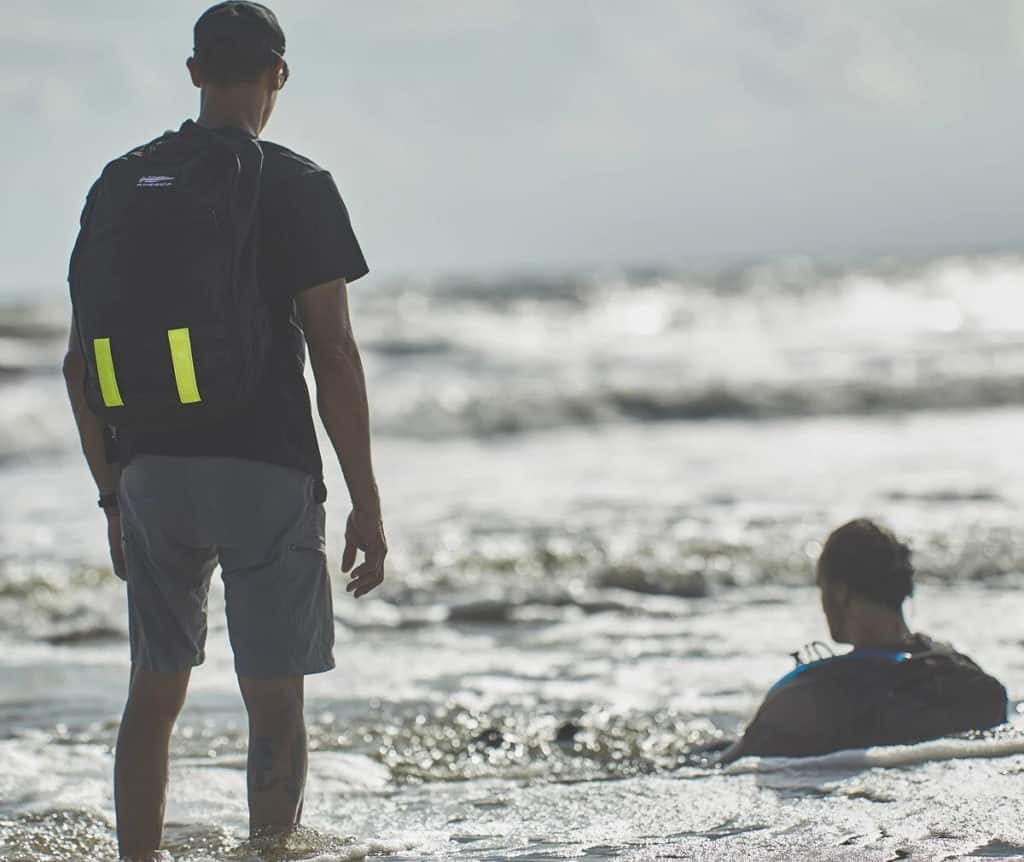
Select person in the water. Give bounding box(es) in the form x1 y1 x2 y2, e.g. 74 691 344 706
719 518 1007 763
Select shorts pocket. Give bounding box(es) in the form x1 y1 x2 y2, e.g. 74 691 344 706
286 503 327 558
288 540 325 555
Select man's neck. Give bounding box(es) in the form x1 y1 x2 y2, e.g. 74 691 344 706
197 91 263 137
847 608 912 651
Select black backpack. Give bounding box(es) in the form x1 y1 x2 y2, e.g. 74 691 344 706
742 641 1007 757
870 640 1008 745
69 120 270 432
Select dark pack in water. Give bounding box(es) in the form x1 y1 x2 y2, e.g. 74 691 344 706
733 636 1008 759
69 121 268 432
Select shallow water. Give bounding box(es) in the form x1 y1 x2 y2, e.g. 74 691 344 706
3 258 1024 860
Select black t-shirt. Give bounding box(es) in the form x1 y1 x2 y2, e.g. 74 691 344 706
117 122 369 491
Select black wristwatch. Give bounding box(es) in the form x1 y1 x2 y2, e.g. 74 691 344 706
98 492 120 512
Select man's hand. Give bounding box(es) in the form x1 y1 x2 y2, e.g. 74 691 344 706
342 509 386 598
106 510 127 581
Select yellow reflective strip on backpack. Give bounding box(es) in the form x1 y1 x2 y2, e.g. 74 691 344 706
167 327 202 404
93 338 124 407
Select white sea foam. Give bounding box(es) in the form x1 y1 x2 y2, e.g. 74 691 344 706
725 733 1024 775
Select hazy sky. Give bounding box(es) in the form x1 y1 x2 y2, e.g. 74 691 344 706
4 0 1024 296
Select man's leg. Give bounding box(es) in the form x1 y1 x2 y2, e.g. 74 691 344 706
115 666 191 860
238 675 307 836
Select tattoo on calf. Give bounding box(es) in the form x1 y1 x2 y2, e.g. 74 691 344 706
249 736 280 793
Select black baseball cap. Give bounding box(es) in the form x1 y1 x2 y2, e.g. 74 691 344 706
194 1 285 57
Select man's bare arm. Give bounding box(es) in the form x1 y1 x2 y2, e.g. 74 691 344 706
297 278 385 598
718 685 834 764
63 321 125 579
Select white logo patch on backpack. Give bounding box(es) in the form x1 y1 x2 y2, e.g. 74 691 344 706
137 175 175 188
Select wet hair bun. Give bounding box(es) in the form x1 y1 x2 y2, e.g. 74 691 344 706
818 518 914 610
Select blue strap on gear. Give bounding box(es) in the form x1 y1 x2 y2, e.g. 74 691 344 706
768 649 912 694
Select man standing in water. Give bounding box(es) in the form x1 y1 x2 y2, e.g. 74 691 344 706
63 3 386 858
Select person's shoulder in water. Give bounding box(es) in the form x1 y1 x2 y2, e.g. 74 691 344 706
720 520 1007 764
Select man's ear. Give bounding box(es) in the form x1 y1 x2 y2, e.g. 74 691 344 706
270 59 286 91
187 56 202 88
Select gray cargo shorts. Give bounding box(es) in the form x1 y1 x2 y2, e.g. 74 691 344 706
119 455 335 678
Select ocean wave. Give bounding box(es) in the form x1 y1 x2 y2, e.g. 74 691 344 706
606 378 1024 422
0 701 725 787
6 518 1020 644
353 252 1024 437
0 301 68 341
335 702 724 783
6 365 1024 456
370 375 1024 439
0 379 80 463
6 253 1024 449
